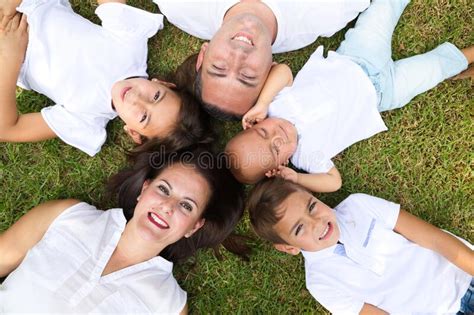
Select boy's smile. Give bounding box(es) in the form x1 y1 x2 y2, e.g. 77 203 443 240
273 190 340 254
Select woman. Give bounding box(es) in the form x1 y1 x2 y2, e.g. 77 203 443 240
0 145 244 313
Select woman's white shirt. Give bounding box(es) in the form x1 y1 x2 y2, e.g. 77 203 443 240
0 202 187 314
16 0 163 156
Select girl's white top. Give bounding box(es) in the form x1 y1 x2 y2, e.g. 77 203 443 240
0 202 187 314
17 0 163 156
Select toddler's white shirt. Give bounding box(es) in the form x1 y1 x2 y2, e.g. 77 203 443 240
302 194 472 314
153 0 369 53
17 0 164 156
268 46 387 173
0 202 187 313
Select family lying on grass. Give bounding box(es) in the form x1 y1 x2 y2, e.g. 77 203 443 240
0 0 472 314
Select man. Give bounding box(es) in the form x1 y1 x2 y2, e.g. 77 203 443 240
154 0 370 120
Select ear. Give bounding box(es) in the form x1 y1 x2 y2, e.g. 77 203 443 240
124 125 143 144
151 78 176 88
185 218 206 238
140 179 150 194
274 243 301 255
196 42 209 72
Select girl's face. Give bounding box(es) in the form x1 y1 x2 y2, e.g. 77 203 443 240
132 163 211 245
111 78 181 143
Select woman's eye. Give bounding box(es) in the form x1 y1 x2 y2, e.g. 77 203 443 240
140 112 147 123
309 201 316 213
180 202 193 212
158 185 169 195
153 91 160 101
295 224 302 236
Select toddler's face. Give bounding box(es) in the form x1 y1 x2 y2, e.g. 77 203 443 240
225 117 298 183
111 78 181 143
273 190 339 254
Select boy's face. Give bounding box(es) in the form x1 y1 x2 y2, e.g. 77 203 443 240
111 78 181 144
225 118 298 183
273 190 339 255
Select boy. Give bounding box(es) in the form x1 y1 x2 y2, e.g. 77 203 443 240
225 0 473 191
248 177 474 314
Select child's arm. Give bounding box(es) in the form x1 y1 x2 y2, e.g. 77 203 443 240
97 0 126 4
394 209 474 275
359 303 388 315
267 165 342 193
0 13 56 142
0 199 80 277
242 63 293 129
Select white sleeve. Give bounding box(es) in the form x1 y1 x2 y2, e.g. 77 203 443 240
317 0 370 37
306 275 364 315
347 194 401 230
291 145 335 174
153 0 236 40
40 105 108 156
96 3 163 39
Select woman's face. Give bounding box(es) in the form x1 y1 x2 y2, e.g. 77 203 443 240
132 163 211 246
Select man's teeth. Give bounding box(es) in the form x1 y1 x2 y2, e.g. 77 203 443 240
319 224 330 240
234 36 253 45
151 213 168 227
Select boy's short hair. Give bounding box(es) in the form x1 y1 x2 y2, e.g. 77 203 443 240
248 177 305 244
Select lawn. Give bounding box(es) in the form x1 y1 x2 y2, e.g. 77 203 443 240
1 0 473 313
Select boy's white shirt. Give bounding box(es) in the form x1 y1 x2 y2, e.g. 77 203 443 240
301 194 472 314
153 0 370 53
268 46 387 173
16 0 164 156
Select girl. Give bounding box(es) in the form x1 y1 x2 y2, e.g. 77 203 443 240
0 145 245 313
0 0 210 157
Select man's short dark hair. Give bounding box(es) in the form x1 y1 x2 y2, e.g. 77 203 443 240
248 177 306 245
195 70 242 121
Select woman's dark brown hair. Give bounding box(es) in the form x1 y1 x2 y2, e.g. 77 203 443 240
108 143 246 263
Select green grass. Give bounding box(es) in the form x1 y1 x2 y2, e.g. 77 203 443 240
1 0 473 313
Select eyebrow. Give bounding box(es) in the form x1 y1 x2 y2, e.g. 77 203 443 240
206 70 258 88
162 180 199 209
290 216 301 236
307 197 312 212
145 90 167 129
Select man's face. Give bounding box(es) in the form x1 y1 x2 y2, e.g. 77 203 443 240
197 13 274 116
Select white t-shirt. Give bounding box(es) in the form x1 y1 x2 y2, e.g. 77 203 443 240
268 46 387 173
16 0 164 156
302 194 472 314
0 202 187 314
153 0 369 53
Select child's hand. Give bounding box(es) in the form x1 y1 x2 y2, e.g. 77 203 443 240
265 164 298 183
0 13 28 71
242 104 268 130
0 0 21 25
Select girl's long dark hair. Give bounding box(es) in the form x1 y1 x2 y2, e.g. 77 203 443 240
108 143 247 263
